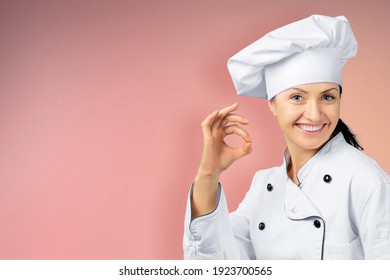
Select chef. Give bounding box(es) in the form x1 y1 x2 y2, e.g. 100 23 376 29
183 14 390 259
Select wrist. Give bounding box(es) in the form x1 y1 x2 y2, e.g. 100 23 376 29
195 169 220 182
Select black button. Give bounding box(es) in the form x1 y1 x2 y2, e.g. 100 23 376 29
258 222 265 230
313 220 321 228
267 183 273 192
323 174 332 183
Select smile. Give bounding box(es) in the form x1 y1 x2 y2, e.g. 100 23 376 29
296 124 324 132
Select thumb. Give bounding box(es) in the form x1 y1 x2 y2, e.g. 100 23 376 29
234 142 252 160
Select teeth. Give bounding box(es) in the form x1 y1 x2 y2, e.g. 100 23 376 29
297 124 323 132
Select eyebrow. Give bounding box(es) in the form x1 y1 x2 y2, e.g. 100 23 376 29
288 87 339 94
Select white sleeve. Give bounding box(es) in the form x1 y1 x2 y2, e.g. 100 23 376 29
183 183 255 260
360 180 390 259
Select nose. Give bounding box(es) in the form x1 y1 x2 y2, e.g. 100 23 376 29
304 99 322 122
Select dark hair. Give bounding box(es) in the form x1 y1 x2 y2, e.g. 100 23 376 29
332 86 364 150
332 118 363 150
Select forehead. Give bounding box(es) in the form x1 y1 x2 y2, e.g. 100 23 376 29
283 82 340 94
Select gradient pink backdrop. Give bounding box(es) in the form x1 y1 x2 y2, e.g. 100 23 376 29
0 0 389 259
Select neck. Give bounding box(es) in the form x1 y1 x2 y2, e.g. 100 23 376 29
286 144 319 185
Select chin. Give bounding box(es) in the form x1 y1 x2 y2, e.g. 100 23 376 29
298 135 332 151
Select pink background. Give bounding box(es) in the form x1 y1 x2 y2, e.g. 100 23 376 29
0 0 389 259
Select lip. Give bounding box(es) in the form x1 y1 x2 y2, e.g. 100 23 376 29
295 123 325 134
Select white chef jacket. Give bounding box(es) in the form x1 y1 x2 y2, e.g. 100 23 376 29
183 133 390 259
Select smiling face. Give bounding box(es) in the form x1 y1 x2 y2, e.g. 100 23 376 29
268 82 341 155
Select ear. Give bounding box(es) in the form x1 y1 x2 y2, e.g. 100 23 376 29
268 100 277 116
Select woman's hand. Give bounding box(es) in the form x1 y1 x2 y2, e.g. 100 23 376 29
191 103 252 219
197 102 252 179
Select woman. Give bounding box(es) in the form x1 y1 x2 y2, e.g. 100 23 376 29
183 15 390 259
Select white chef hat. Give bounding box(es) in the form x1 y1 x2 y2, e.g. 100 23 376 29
227 14 358 100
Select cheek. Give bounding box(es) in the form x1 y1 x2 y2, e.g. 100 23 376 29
275 107 302 126
326 105 340 122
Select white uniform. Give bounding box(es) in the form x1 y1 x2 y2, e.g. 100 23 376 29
183 133 390 259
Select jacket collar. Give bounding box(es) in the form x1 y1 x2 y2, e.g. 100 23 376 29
282 132 345 185
282 133 345 220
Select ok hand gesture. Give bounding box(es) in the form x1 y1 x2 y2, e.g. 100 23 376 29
197 103 252 178
192 103 252 218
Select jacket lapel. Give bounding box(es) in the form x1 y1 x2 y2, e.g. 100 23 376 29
284 180 323 220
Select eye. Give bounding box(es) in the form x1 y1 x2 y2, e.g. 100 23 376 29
290 94 303 102
322 94 336 102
